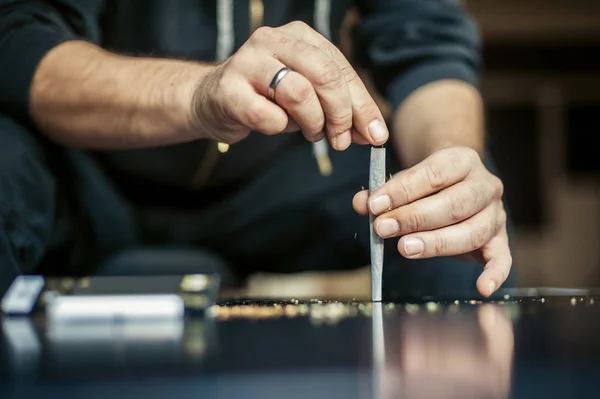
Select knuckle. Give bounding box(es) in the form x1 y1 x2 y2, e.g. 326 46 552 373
492 176 504 198
406 210 426 232
251 26 287 46
285 80 313 107
447 193 468 223
314 64 343 88
433 233 448 257
317 40 335 53
354 100 374 117
250 26 270 43
290 38 309 54
497 208 508 231
395 180 412 204
445 147 465 167
469 183 483 207
339 64 357 80
326 109 353 130
425 162 448 190
461 146 480 163
289 20 310 31
499 208 508 225
243 104 266 127
470 225 490 250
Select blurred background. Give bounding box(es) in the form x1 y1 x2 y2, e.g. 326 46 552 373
245 0 600 298
470 0 600 288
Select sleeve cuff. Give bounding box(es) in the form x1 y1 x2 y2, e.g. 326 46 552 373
0 25 72 123
387 60 479 113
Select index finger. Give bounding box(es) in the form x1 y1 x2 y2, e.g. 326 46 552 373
368 148 472 215
280 22 388 146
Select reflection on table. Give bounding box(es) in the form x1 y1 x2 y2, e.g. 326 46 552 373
1 296 599 399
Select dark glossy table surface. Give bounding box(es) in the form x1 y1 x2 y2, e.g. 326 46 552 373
2 289 600 398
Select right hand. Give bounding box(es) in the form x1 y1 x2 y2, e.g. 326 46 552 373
192 21 389 150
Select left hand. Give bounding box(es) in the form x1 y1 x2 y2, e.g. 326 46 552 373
353 146 512 297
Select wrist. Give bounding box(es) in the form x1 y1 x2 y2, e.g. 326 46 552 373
187 63 224 139
423 130 484 158
394 124 484 168
392 80 485 166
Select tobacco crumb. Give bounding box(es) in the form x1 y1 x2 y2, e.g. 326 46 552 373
285 305 299 317
405 304 419 314
310 306 325 322
298 304 309 315
541 298 545 303
503 294 510 300
359 303 373 317
570 297 577 306
425 302 439 312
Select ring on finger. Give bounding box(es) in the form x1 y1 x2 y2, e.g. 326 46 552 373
267 67 292 102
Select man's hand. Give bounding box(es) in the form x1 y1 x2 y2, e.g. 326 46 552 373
353 146 511 297
31 21 387 150
193 21 388 150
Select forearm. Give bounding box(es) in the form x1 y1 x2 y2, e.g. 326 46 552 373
391 80 485 167
31 40 215 149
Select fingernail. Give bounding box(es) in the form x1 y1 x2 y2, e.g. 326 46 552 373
488 280 497 295
368 120 388 143
404 237 425 256
334 131 351 150
369 195 391 214
376 218 399 237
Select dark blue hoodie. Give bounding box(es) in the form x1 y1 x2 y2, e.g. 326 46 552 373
0 0 482 201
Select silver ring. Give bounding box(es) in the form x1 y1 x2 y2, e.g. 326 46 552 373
267 67 291 102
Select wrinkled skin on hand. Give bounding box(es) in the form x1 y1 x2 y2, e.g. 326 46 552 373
353 146 512 297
